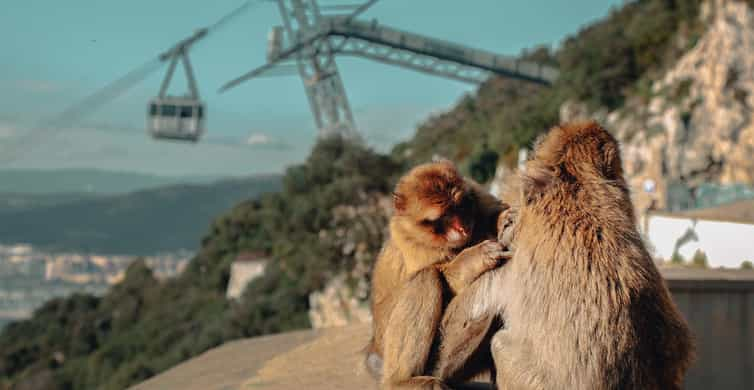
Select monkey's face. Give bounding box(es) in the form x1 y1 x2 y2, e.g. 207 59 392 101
393 162 477 249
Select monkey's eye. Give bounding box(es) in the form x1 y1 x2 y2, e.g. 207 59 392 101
420 219 434 226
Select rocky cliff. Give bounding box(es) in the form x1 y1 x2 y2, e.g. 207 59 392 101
560 0 754 212
307 196 390 328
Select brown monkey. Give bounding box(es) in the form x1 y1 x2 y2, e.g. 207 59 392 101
366 161 509 389
434 121 694 389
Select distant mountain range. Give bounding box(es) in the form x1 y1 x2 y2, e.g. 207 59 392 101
0 192 100 213
0 168 227 195
0 174 281 255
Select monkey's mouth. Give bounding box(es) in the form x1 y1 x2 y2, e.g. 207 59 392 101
445 228 468 246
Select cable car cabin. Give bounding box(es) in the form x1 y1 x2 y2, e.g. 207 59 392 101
147 97 205 142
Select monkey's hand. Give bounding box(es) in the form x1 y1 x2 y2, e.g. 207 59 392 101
497 207 518 249
439 240 510 295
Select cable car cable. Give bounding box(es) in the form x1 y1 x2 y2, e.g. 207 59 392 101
43 58 162 128
207 1 262 33
43 1 261 130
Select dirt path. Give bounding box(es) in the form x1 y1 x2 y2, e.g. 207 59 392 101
131 324 376 390
242 324 376 389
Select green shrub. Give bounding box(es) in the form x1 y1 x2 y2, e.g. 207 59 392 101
670 251 685 265
469 147 499 183
691 249 709 268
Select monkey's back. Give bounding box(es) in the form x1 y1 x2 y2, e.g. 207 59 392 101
502 216 694 390
488 121 694 389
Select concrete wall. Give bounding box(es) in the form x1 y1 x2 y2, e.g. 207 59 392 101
225 260 267 299
663 269 754 389
648 215 754 268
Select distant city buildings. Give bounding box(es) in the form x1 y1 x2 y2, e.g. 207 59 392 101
0 243 191 327
42 252 188 284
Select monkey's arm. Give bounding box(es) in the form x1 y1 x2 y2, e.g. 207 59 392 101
380 267 452 389
431 268 507 383
438 240 510 295
428 206 519 379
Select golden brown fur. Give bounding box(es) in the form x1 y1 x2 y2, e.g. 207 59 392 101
366 161 508 389
439 121 694 389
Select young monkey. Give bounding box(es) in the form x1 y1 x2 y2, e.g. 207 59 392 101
366 160 510 389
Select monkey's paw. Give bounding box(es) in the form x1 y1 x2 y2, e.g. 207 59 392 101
480 240 512 267
497 208 518 248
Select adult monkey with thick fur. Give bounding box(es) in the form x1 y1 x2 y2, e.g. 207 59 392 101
366 161 510 389
436 121 695 389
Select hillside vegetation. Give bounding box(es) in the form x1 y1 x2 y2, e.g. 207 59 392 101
0 0 718 389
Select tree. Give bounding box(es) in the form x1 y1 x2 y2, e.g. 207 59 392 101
469 147 499 183
670 251 685 265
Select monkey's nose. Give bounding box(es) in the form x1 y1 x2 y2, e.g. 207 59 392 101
446 227 467 242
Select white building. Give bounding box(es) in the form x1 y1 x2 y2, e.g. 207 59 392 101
226 252 268 299
646 199 754 268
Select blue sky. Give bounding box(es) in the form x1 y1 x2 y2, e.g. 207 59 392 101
0 0 620 177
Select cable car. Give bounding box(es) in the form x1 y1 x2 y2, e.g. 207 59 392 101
148 44 206 142
148 97 205 142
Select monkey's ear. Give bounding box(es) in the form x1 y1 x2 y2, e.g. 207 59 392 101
600 143 623 180
520 167 552 205
393 192 407 214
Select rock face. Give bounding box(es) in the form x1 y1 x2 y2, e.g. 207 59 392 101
308 275 372 328
560 0 754 213
307 195 391 328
